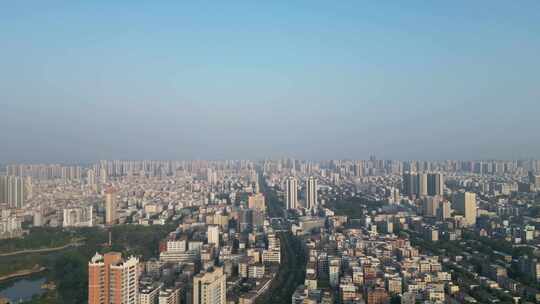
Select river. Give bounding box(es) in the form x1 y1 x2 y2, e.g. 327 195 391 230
0 276 46 303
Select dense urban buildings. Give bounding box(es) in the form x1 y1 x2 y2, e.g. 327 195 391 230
2 2 538 304
2 158 540 303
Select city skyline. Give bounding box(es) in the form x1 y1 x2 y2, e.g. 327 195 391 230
2 158 540 303
2 1 540 162
3 156 540 167
2 2 540 304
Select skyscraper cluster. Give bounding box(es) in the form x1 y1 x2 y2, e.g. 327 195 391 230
285 176 319 211
402 172 444 198
6 164 82 181
0 175 29 208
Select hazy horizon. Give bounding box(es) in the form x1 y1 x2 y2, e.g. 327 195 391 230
1 1 539 163
2 157 540 167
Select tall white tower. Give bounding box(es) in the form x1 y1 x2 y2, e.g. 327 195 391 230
306 176 318 210
285 177 298 210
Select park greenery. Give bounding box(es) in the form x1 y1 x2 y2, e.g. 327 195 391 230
0 223 176 304
0 227 75 254
324 196 383 219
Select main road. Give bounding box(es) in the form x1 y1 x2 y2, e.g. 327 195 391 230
255 174 307 304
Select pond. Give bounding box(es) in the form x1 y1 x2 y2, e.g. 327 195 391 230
0 276 46 303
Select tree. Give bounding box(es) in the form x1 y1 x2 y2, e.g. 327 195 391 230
390 295 401 304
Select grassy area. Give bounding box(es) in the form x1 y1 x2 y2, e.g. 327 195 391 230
109 224 175 259
0 228 74 254
0 253 47 277
325 197 382 219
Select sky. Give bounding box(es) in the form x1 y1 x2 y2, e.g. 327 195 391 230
1 1 539 163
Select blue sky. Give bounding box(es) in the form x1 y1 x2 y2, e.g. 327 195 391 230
1 1 539 162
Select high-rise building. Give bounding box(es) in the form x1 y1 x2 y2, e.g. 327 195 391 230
87 169 97 192
427 173 444 196
139 282 162 304
401 172 444 197
402 172 418 198
105 187 117 225
285 177 298 210
158 287 181 304
422 196 441 217
63 206 93 227
417 173 428 197
24 176 33 200
305 176 318 210
206 168 217 185
193 266 226 304
207 225 220 247
99 167 108 185
0 176 26 208
439 200 452 220
11 176 25 208
403 172 443 198
329 258 340 288
88 252 139 304
354 161 364 177
0 176 7 204
529 171 540 189
453 191 476 226
248 193 266 212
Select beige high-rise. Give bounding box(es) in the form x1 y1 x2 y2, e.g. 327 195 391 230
417 173 428 197
248 193 266 212
422 196 441 217
105 187 117 225
207 225 220 247
453 191 476 226
193 266 226 304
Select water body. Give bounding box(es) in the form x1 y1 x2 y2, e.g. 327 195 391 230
0 276 46 303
